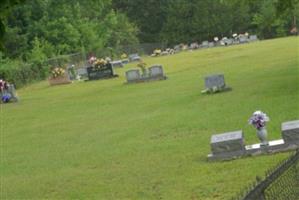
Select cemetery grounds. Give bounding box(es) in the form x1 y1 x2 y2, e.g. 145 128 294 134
1 37 299 199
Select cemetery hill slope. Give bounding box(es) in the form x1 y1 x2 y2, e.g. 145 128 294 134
1 37 299 199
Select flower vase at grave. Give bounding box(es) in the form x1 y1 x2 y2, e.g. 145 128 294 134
141 68 148 78
257 127 268 146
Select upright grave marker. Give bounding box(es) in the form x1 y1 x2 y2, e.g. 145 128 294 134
201 41 209 48
209 130 245 160
205 74 225 88
249 35 258 42
111 60 124 68
202 74 231 94
126 69 141 83
282 120 299 145
77 68 88 80
148 65 165 78
129 54 141 62
86 63 118 80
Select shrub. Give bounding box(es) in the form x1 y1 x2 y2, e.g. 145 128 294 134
0 57 49 88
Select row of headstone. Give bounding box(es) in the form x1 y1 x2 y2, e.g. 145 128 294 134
171 35 259 53
208 119 299 161
126 65 167 83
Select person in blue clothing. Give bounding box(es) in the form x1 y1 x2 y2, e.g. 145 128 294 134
0 79 12 103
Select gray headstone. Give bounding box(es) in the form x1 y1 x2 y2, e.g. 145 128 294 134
111 60 124 68
149 65 164 77
239 36 248 43
77 68 87 76
211 130 245 155
204 74 225 89
174 45 180 51
220 38 233 46
249 35 258 41
208 42 215 47
121 59 129 64
126 69 141 82
129 54 141 62
282 120 299 145
201 41 209 48
227 39 234 45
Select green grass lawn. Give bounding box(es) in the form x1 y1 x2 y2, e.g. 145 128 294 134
1 37 299 200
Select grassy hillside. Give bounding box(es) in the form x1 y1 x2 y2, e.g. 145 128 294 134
1 37 299 200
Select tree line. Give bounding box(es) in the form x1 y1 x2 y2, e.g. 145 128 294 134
112 0 298 44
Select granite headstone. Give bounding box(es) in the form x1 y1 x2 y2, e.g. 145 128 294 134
87 63 115 80
148 65 164 77
204 74 225 89
211 130 245 155
201 41 209 48
129 54 141 62
282 120 299 145
249 35 258 42
111 60 124 68
126 69 141 82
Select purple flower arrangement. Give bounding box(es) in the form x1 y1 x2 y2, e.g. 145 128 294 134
249 111 270 130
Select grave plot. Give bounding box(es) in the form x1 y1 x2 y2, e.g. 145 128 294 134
125 65 167 84
86 57 118 81
86 63 118 81
208 119 299 161
48 67 72 86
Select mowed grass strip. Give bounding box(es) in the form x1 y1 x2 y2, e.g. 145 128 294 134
1 37 298 199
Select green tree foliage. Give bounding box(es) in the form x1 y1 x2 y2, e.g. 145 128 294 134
0 0 26 48
3 0 138 59
0 0 138 87
252 0 284 38
113 0 297 44
112 0 169 43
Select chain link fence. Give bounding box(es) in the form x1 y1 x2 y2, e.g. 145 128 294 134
42 43 168 68
234 149 299 200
